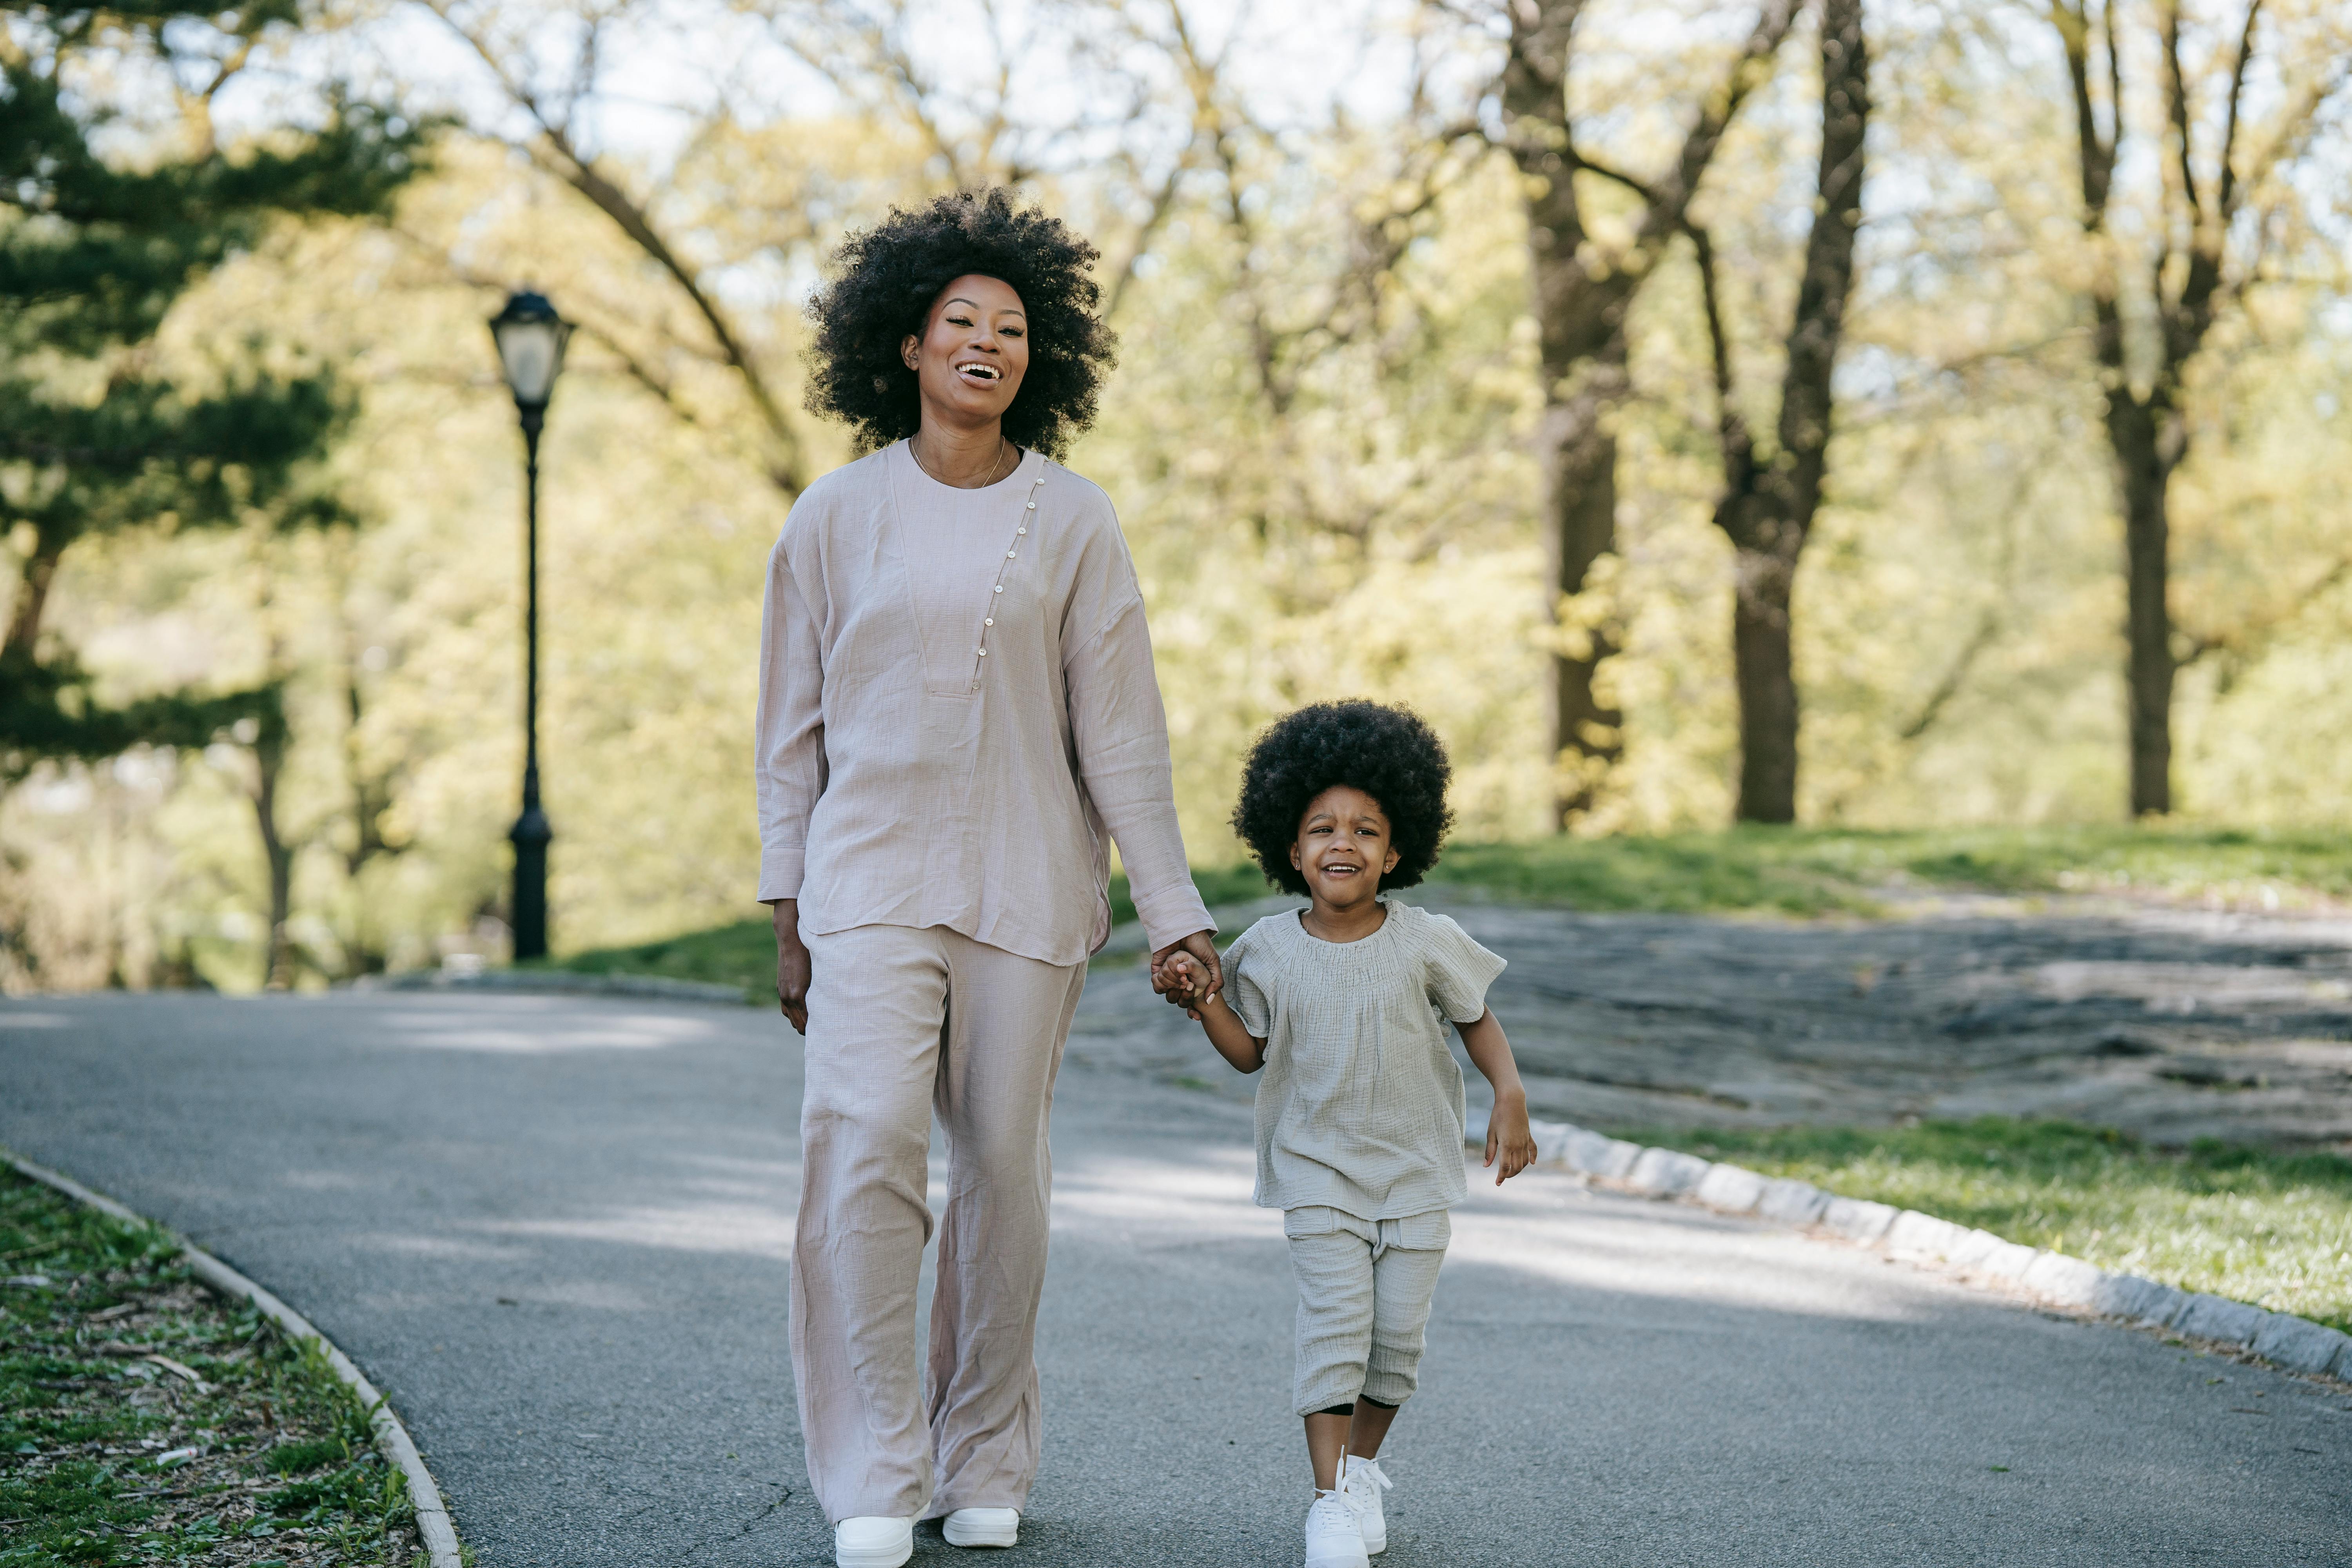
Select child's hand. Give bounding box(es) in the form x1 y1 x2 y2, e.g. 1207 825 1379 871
1484 1094 1539 1185
1155 951 1212 1016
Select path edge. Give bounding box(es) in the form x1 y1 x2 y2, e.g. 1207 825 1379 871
5 1148 465 1568
1516 1118 2352 1385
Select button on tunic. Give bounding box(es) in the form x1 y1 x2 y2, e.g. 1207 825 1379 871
755 442 1211 964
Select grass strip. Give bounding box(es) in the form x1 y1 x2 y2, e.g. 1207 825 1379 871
541 824 2352 997
0 1167 419 1566
1614 1117 2352 1334
1427 824 2352 916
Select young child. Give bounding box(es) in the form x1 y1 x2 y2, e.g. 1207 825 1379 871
1157 700 1538 1568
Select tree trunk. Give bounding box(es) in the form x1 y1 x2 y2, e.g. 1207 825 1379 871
1732 545 1801 822
250 740 297 990
1704 0 1868 824
2108 395 2175 815
4 526 64 657
1540 347 1630 821
1503 0 1800 826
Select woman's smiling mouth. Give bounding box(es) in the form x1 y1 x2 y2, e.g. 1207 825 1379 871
956 361 1002 384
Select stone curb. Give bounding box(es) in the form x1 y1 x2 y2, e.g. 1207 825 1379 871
356 968 748 1005
1519 1117 2352 1382
4 1149 465 1568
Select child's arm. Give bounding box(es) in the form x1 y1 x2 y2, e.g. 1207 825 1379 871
1161 951 1266 1074
1457 1009 1539 1183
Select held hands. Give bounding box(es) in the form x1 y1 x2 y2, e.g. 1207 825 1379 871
1484 1091 1539 1185
1155 949 1214 1018
1150 930 1222 1017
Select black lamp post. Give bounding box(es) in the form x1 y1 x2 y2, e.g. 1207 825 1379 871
488 290 572 962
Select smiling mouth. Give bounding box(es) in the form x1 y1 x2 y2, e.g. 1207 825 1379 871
955 362 1002 383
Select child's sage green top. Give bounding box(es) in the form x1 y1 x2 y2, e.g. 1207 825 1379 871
1224 899 1507 1219
753 441 1212 966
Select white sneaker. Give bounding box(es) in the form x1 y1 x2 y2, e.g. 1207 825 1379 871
942 1506 1020 1548
1303 1488 1369 1568
1340 1455 1392 1555
834 1515 914 1568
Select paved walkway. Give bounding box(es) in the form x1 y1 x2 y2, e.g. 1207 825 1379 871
3 969 2347 1565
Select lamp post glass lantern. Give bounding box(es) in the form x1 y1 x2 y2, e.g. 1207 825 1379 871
489 290 571 961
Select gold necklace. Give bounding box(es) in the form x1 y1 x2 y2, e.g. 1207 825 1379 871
910 436 1014 488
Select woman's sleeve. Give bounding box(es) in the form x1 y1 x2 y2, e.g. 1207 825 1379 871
1064 517 1214 954
1422 912 1507 1024
754 532 827 902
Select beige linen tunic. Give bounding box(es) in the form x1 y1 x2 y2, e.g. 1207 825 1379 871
1225 899 1507 1218
754 441 1210 964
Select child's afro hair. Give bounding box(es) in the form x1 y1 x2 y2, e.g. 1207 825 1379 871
803 188 1116 459
1232 701 1454 897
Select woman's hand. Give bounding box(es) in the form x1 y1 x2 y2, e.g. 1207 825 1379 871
1156 951 1212 1016
770 899 811 1034
1151 929 1221 1008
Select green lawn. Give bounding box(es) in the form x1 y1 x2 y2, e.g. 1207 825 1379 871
0 1167 417 1565
1424 823 2352 916
1619 1118 2352 1333
545 824 2352 996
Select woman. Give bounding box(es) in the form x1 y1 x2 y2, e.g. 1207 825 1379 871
756 189 1220 1568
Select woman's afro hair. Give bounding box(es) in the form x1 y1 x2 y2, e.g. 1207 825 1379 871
1232 701 1455 897
804 188 1115 459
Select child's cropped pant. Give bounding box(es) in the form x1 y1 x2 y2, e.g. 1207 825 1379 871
789 922 1086 1525
1283 1206 1451 1416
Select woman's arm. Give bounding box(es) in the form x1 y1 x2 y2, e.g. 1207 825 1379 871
1062 526 1218 995
754 536 827 915
1458 1010 1539 1183
755 536 824 1036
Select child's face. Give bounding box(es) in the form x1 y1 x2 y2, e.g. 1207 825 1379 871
1289 785 1400 908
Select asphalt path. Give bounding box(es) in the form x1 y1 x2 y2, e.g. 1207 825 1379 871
3 973 2348 1567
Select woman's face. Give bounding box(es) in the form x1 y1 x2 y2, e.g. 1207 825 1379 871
901 274 1029 433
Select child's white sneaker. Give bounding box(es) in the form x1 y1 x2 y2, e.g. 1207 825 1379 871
1339 1454 1392 1554
1304 1488 1370 1568
942 1506 1020 1547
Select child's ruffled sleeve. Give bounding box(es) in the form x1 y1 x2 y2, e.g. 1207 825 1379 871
1421 911 1506 1024
1223 927 1274 1038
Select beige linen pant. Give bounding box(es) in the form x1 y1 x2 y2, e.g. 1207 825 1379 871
790 923 1087 1524
1284 1207 1452 1416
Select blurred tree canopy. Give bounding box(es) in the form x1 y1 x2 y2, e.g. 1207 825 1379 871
0 0 427 777
0 0 2348 991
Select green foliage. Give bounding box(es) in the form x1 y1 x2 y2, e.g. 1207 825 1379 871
260 1436 351 1475
1621 1117 2352 1333
1105 863 1279 928
0 1167 415 1564
0 0 429 765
